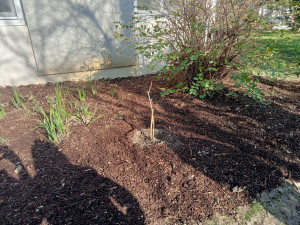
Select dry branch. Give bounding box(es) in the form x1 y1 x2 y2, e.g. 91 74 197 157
147 82 155 141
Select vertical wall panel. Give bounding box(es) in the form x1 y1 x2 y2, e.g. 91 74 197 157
22 0 135 76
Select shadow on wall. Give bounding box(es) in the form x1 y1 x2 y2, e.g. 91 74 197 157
0 25 39 84
22 0 135 76
0 141 145 224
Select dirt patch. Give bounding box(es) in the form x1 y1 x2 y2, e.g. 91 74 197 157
0 75 300 224
132 129 182 149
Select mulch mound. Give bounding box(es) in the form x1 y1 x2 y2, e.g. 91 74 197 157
0 75 299 224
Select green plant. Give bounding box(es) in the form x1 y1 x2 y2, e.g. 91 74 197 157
190 73 224 99
77 87 87 101
258 30 300 77
75 102 103 126
33 83 71 142
231 73 264 100
0 136 8 143
91 86 98 95
115 0 274 100
0 105 6 118
63 82 70 96
243 201 264 221
11 87 26 110
111 85 117 98
87 77 98 95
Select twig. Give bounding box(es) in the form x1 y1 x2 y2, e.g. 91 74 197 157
147 81 155 141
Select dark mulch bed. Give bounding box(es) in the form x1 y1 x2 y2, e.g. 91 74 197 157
0 75 299 224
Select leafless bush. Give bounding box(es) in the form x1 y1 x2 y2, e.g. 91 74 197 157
116 0 270 99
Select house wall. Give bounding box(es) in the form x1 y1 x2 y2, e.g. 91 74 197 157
0 26 39 86
0 0 156 87
22 0 135 76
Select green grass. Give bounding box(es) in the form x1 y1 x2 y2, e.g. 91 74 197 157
243 201 264 221
258 30 300 77
0 105 6 118
0 92 4 118
0 136 8 143
87 78 98 95
112 85 117 98
11 86 26 110
33 83 71 142
75 102 103 126
77 87 87 101
33 83 103 142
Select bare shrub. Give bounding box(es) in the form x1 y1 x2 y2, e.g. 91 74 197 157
116 0 272 99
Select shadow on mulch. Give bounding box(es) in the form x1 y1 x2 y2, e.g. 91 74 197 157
158 94 300 192
0 140 145 225
111 75 300 223
254 75 300 93
1 74 299 224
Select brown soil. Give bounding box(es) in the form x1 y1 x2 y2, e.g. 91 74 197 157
0 75 299 225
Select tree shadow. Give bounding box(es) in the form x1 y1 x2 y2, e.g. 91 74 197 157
154 92 300 223
104 75 300 223
254 75 300 93
161 91 299 175
0 141 145 224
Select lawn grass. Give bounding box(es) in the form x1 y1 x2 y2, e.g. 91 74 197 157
258 30 300 78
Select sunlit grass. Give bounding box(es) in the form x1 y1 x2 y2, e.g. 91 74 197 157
259 30 300 78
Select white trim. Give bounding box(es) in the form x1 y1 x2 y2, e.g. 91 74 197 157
0 0 25 26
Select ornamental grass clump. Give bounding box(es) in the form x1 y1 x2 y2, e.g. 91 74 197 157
87 77 98 95
115 0 275 100
77 87 87 101
33 83 71 142
11 86 26 110
75 102 103 126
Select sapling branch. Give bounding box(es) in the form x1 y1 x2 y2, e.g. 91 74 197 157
147 81 155 141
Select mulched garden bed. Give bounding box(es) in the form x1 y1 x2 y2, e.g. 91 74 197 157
0 74 299 224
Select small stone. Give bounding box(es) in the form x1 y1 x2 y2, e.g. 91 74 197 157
14 165 22 174
60 178 66 188
232 186 246 193
235 107 240 112
188 174 195 180
35 205 43 213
